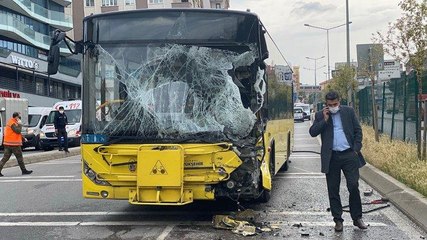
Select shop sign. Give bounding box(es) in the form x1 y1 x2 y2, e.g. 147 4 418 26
0 90 20 98
10 55 39 70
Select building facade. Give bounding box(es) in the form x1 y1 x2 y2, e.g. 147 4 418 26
0 0 82 107
70 0 229 40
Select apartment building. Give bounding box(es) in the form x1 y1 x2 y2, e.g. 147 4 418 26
69 0 229 39
0 0 82 107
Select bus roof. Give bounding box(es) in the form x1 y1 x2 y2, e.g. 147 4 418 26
83 8 259 23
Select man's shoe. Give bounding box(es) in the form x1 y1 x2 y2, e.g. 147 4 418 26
58 148 63 151
22 170 33 175
353 218 368 229
64 149 70 153
334 221 343 232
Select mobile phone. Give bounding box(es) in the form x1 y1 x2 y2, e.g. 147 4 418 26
325 107 330 115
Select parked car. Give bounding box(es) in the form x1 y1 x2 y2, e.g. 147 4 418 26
294 107 305 122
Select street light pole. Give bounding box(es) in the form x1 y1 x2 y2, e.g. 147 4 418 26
306 56 325 88
305 56 325 104
304 23 350 81
346 0 352 106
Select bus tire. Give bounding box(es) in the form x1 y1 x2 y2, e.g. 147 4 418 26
258 189 271 203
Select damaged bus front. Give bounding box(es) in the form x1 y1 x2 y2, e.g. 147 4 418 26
48 9 294 205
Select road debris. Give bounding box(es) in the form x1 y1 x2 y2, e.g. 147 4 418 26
292 223 303 228
212 209 281 237
300 229 310 237
364 189 374 196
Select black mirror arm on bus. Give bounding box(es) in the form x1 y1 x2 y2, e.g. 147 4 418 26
51 29 84 55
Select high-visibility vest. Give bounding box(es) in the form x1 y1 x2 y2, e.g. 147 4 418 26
3 118 22 146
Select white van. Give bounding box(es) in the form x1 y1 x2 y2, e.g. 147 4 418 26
22 107 51 150
39 100 82 151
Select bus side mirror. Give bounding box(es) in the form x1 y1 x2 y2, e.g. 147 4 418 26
47 30 66 75
47 45 60 75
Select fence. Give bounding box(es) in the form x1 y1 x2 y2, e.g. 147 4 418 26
357 71 420 142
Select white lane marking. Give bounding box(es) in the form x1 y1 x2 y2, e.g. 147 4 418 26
0 210 371 217
290 156 321 158
276 173 323 176
0 179 81 183
0 221 387 227
275 176 325 179
269 211 380 216
283 221 387 227
156 225 175 240
289 166 312 173
0 222 80 227
0 176 75 179
35 162 81 165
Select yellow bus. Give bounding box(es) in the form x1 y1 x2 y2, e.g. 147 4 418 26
48 9 294 205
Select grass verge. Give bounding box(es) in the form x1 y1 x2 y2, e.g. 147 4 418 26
362 125 427 197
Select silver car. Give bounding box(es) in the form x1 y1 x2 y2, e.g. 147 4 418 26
294 107 305 122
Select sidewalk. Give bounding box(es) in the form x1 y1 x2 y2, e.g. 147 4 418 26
1 147 81 168
360 163 427 233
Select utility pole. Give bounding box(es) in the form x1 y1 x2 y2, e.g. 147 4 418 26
346 0 352 107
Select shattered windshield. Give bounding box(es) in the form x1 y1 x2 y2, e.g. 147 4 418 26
83 12 266 142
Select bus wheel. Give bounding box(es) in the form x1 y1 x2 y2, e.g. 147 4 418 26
258 189 271 203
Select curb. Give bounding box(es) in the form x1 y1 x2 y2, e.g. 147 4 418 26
2 147 81 168
360 163 427 233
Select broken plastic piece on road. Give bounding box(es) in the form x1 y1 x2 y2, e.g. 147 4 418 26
232 221 256 236
364 189 374 196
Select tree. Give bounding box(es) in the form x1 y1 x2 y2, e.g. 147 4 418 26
357 44 384 142
326 65 357 103
375 0 427 159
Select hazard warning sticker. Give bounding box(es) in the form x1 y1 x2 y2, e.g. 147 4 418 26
150 160 168 175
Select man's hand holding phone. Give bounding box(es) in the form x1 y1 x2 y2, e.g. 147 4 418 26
323 107 330 121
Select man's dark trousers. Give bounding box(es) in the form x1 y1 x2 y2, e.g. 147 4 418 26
326 149 362 223
57 129 68 151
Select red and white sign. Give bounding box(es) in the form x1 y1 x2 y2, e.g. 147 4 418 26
0 90 20 98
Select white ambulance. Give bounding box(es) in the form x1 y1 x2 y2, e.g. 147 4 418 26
39 100 82 151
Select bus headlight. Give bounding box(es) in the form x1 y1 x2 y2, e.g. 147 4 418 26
39 131 46 138
83 161 111 186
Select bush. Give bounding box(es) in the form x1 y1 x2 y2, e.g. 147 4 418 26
362 125 427 197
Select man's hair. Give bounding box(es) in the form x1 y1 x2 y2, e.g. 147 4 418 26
58 106 64 110
12 112 20 118
325 91 340 101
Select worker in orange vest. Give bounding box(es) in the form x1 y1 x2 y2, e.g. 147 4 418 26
0 112 33 176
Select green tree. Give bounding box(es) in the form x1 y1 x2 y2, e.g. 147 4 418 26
357 44 384 142
375 0 427 159
326 65 357 102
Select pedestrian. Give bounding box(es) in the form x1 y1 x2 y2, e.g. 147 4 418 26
0 112 33 176
309 91 368 232
54 106 69 153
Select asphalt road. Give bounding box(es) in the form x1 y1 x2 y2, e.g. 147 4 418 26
0 121 425 239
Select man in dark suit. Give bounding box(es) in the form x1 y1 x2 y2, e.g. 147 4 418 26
309 91 368 232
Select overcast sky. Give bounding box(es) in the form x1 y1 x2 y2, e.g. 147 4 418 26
230 0 402 85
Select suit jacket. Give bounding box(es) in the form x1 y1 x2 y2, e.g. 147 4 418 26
309 106 366 174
